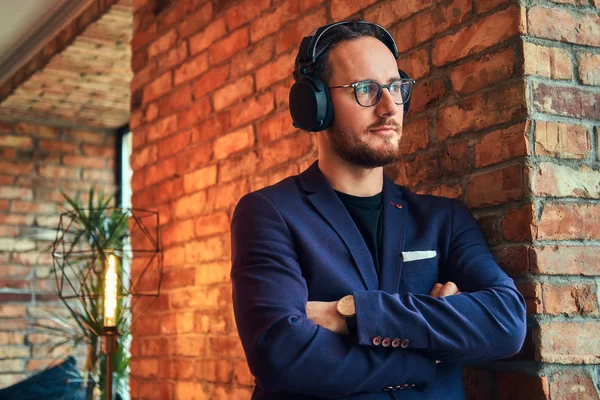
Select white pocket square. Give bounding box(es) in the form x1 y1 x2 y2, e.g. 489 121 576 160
402 250 437 262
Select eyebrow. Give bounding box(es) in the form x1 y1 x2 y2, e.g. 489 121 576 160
358 77 401 84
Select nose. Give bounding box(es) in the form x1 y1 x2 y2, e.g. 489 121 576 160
376 87 400 118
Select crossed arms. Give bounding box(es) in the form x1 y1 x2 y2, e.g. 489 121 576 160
230 192 527 397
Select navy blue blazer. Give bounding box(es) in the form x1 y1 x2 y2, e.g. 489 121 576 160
231 161 526 399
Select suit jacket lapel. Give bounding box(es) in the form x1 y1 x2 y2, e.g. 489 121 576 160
298 161 379 290
379 175 407 293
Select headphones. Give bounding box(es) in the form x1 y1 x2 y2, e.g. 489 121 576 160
289 21 412 132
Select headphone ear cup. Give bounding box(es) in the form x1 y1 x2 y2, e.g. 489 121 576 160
289 74 333 132
398 69 411 116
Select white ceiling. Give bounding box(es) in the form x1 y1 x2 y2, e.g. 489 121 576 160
0 0 91 86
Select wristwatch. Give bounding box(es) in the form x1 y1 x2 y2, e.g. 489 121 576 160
337 294 357 333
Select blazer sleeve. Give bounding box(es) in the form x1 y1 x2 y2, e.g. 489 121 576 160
353 199 527 364
230 192 437 397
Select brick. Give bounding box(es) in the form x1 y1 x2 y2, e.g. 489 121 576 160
147 115 178 143
451 47 516 95
397 151 438 188
365 0 432 28
532 246 600 276
196 261 230 285
10 200 56 214
213 126 254 160
157 0 189 31
275 8 327 55
576 52 600 86
0 135 33 149
518 280 542 315
159 359 195 380
210 28 250 65
132 22 157 51
0 161 33 175
159 85 193 117
195 310 230 334
0 305 27 318
208 336 245 358
130 144 157 170
437 82 526 142
502 203 535 241
433 6 519 67
157 40 189 74
161 310 194 333
534 121 590 159
226 0 271 31
179 2 213 38
261 134 312 170
65 129 105 144
176 141 213 175
539 322 600 363
142 71 172 104
189 18 227 56
250 0 298 43
129 359 158 379
81 144 112 158
528 6 600 47
255 52 295 91
148 30 177 58
184 164 217 193
394 0 473 53
234 361 253 386
533 163 600 199
0 346 30 358
250 163 299 192
36 165 78 180
396 48 430 81
179 98 213 129
232 37 276 78
195 211 231 237
438 140 470 180
475 122 529 168
409 76 446 114
0 332 25 345
492 245 530 278
38 140 78 153
230 92 274 128
62 155 105 169
174 53 209 86
542 282 598 316
523 42 572 80
145 158 177 187
537 203 600 241
463 368 495 400
205 179 249 212
330 0 378 20
496 372 549 399
163 219 196 247
212 75 254 111
0 186 33 200
549 369 599 400
15 123 59 138
467 164 524 208
192 65 231 99
219 151 259 183
476 0 511 14
257 110 296 144
0 359 25 373
197 359 233 383
174 381 207 400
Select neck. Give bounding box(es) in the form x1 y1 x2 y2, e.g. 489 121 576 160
317 154 384 197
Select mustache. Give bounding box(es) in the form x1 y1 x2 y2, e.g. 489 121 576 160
368 119 401 130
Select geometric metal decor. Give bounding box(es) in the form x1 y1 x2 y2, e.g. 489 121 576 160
51 207 163 337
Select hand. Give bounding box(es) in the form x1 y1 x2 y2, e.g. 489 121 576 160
430 281 461 297
306 301 349 335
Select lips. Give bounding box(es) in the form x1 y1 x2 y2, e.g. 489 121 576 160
370 126 398 134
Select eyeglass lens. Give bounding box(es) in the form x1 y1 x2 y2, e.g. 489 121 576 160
354 80 412 107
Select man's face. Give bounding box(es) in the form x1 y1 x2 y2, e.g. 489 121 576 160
325 36 403 169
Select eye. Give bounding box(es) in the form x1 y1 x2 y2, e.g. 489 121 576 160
389 82 401 93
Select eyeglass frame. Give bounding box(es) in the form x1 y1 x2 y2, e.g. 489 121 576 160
329 78 416 108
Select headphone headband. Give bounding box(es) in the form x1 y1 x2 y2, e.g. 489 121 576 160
294 20 399 80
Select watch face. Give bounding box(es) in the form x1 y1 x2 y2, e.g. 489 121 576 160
338 295 355 317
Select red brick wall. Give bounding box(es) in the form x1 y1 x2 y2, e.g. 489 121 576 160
129 0 599 399
0 121 115 388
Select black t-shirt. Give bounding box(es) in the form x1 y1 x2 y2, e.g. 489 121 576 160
334 190 384 276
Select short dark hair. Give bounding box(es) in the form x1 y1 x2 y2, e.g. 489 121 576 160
311 21 390 84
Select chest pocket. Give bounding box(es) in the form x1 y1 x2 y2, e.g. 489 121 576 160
400 256 439 295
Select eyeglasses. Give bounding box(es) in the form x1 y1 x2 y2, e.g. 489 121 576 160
329 78 415 107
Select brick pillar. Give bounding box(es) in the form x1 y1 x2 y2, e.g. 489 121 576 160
0 121 115 388
521 3 600 398
129 0 599 399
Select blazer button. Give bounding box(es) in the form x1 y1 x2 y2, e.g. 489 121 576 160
383 386 394 391
372 336 382 346
391 338 401 348
401 339 410 348
381 338 391 347
395 203 403 209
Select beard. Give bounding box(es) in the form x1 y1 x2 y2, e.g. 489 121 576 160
327 118 402 169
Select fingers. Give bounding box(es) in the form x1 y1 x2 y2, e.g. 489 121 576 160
430 282 461 297
438 281 459 297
